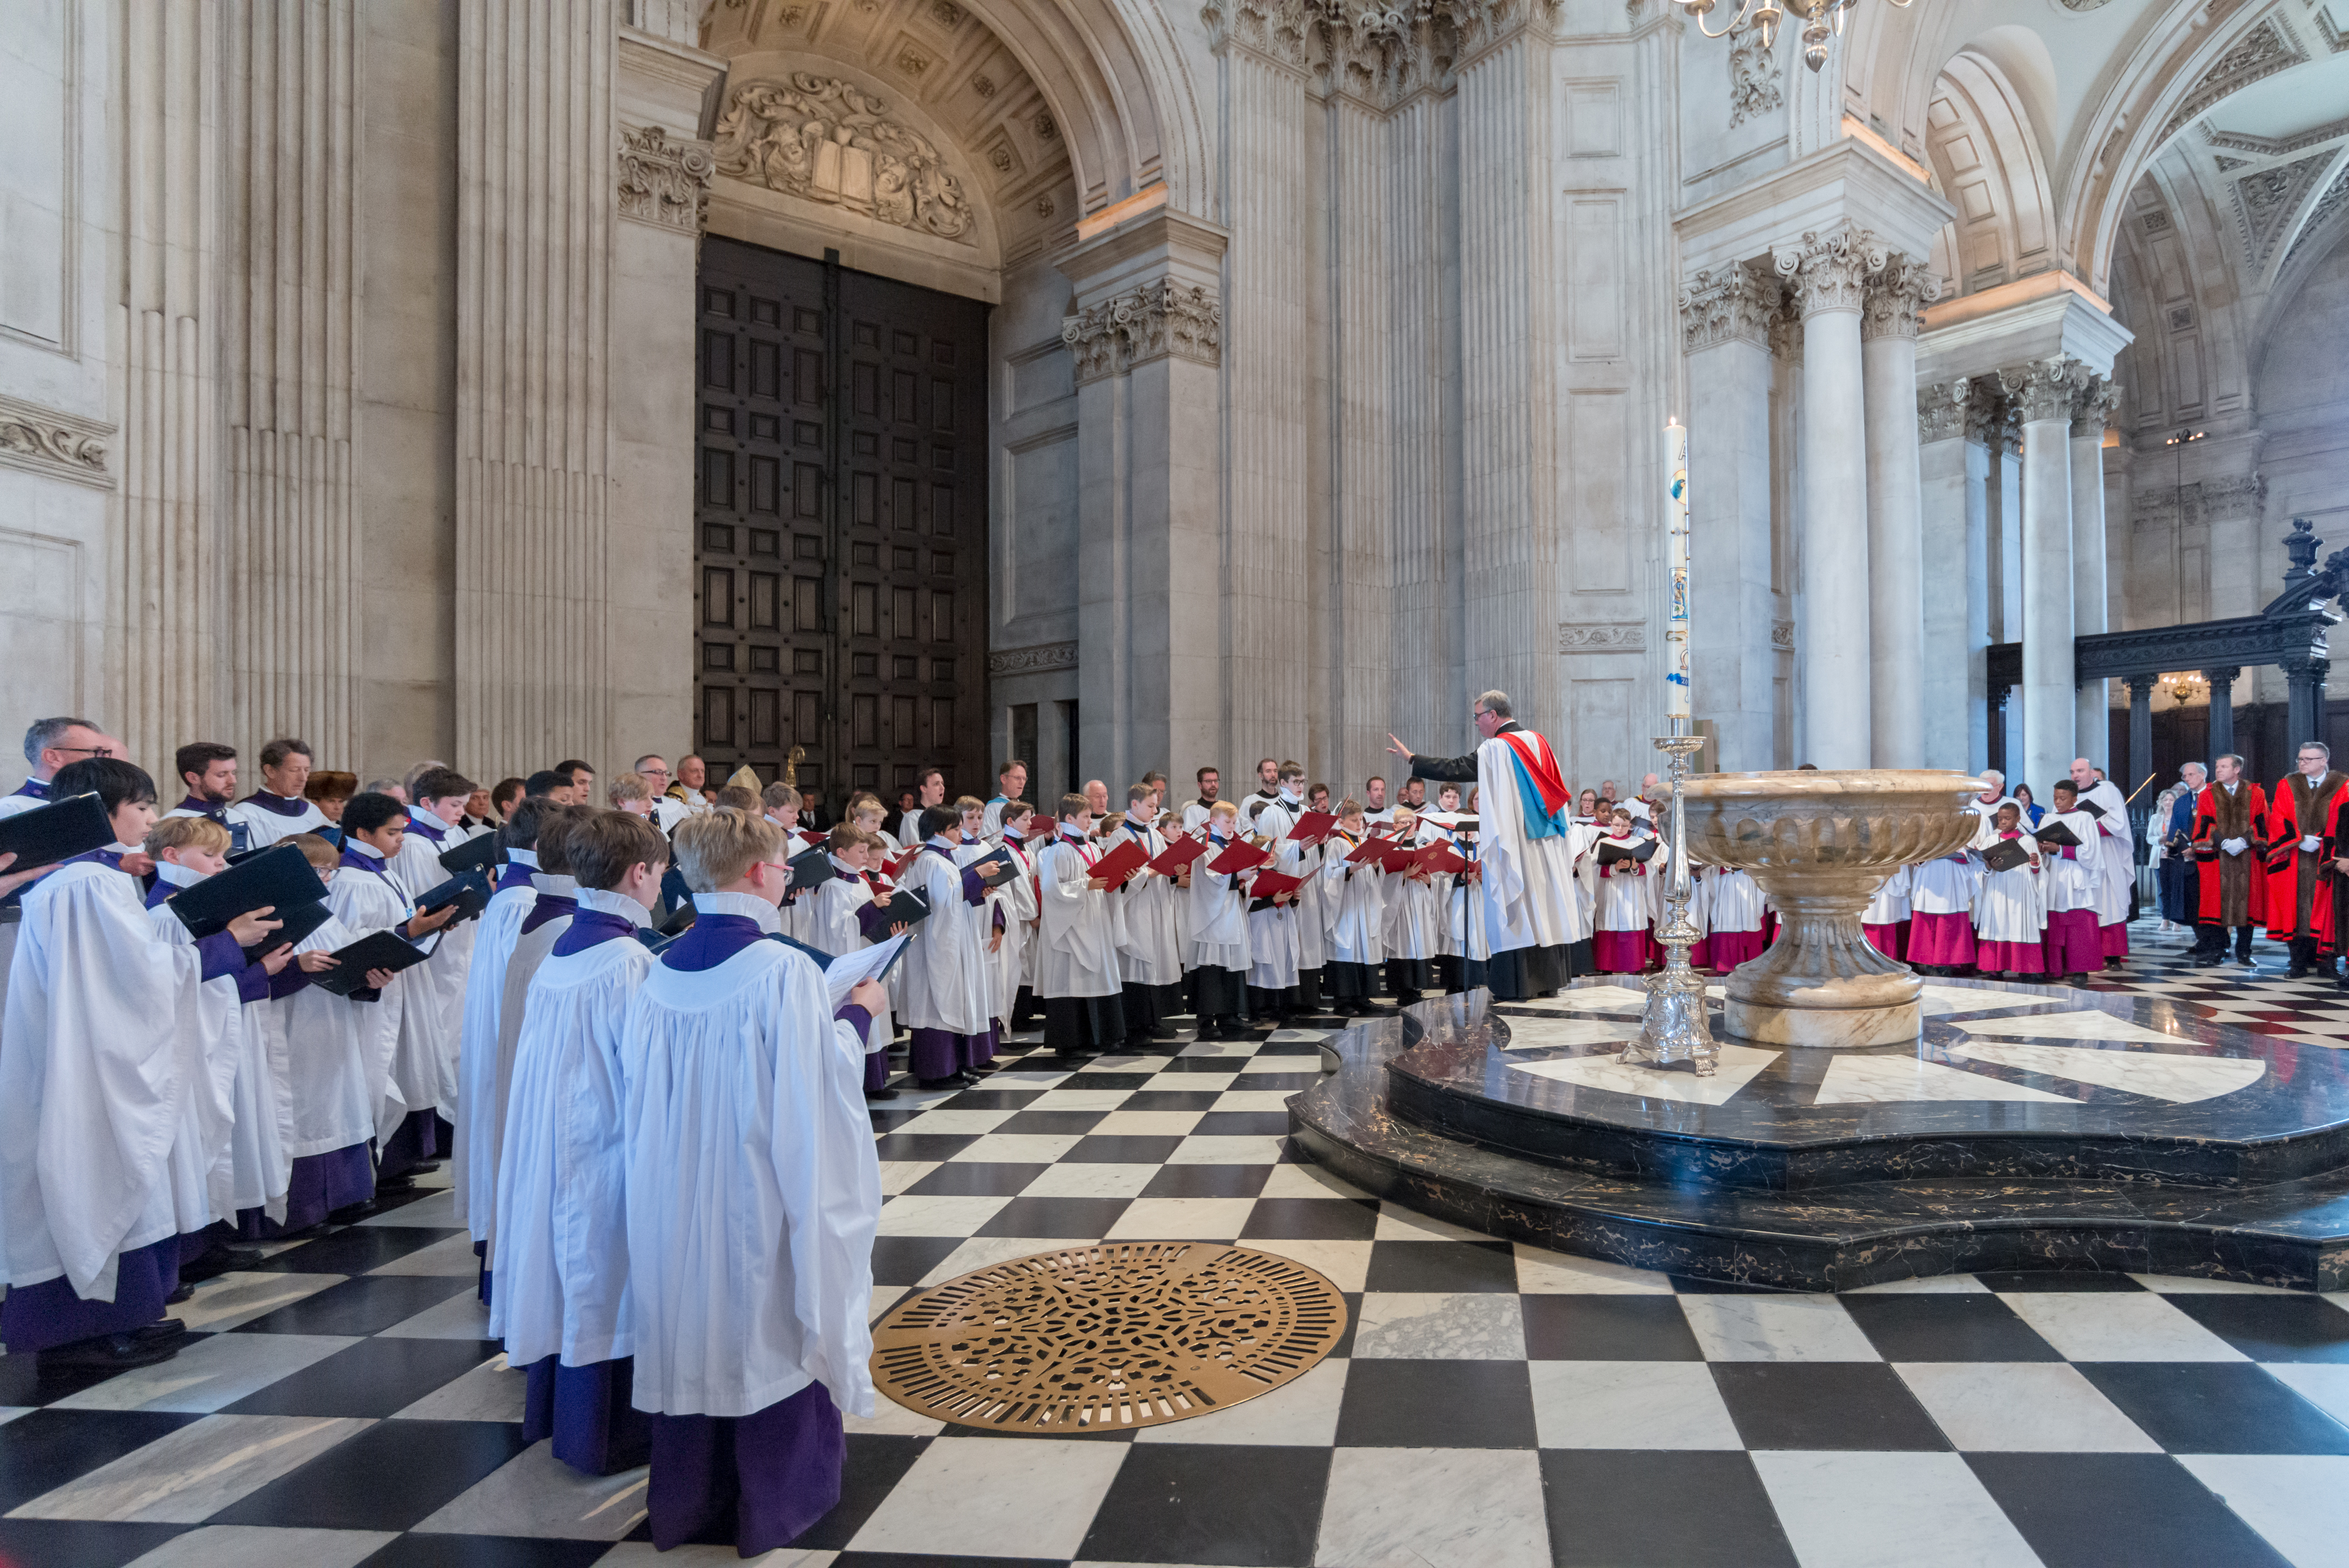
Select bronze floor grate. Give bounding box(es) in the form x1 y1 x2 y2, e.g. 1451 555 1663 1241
870 1241 1350 1433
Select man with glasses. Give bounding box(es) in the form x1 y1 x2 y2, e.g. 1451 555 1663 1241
633 755 688 832
1388 691 1596 1001
5 717 111 809
2271 742 2348 978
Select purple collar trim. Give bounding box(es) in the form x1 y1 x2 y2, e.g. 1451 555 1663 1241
519 894 577 936
551 908 637 957
240 790 311 818
659 913 767 972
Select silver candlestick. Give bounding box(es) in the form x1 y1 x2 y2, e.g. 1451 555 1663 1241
1620 731 1717 1075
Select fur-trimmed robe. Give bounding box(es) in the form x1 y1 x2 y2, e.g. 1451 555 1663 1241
2270 769 2349 944
2192 780 2268 928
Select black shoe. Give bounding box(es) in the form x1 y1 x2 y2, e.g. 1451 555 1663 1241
375 1175 419 1194
38 1333 183 1372
2189 952 2223 967
916 1072 977 1090
2064 972 2092 986
406 1161 442 1176
966 1060 1001 1075
177 1244 263 1284
165 1283 195 1305
864 1085 901 1101
328 1200 381 1222
131 1320 189 1344
2289 965 2311 980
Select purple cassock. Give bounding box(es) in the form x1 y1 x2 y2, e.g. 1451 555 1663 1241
637 909 870 1554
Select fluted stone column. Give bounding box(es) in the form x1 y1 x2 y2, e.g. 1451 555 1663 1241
1861 255 1934 768
2005 355 2082 798
1916 380 1973 770
1327 60 1396 792
1385 71 1455 767
2207 665 2240 762
1775 226 1880 769
2070 375 2116 765
1680 264 1778 771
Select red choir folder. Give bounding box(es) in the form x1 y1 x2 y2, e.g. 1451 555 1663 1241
1414 842 1470 877
1150 835 1209 875
1287 809 1338 844
1208 838 1273 875
1372 838 1423 872
1250 868 1305 900
1089 837 1151 887
1345 837 1389 867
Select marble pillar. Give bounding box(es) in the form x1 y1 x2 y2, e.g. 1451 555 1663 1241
2005 355 2083 800
2070 375 2116 767
1205 2 1314 780
1775 226 1881 770
2126 673 2156 796
2208 665 2240 762
1454 11 1562 722
1386 78 1456 770
2287 657 2330 753
1328 74 1396 794
1915 380 1972 770
1861 256 1933 768
454 0 617 781
1680 264 1777 771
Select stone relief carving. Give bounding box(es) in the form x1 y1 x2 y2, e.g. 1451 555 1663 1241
1679 264 1777 352
2161 18 2309 142
1860 253 1938 341
1773 226 1885 317
1557 622 1644 652
988 640 1078 673
1967 377 2015 451
1999 355 2088 426
2285 166 2349 271
1061 279 1224 384
1771 620 1795 651
2071 374 2120 439
1727 18 1783 128
1916 381 1968 444
617 124 716 234
713 75 976 243
2232 151 2331 267
0 392 112 489
1201 0 1560 99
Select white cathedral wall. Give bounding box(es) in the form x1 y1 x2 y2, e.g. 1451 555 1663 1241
2257 242 2349 609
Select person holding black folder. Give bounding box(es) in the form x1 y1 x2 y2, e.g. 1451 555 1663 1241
0 757 288 1371
896 806 998 1088
491 808 670 1478
328 793 461 1190
982 802 1040 1050
1590 808 1658 973
2037 781 2108 984
803 823 907 1098
391 766 480 1053
1973 803 2047 979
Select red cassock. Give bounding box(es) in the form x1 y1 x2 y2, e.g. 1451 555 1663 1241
2192 781 2268 927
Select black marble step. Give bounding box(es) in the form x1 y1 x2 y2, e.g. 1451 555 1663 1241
1290 1011 2349 1292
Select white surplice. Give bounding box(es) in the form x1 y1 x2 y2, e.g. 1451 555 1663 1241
392 812 476 1085
148 876 288 1225
899 844 993 1036
1187 833 1252 975
1863 864 1913 925
0 860 233 1299
326 843 444 1146
985 842 1038 1024
2039 809 2105 914
621 893 880 1418
1254 795 1329 971
490 889 652 1369
1973 833 2045 942
227 793 331 850
1319 834 1385 966
1109 816 1183 987
456 850 537 1241
1705 867 1767 932
265 906 379 1159
1036 832 1125 999
804 867 895 1057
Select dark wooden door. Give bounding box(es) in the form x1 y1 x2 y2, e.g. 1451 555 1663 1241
694 238 990 813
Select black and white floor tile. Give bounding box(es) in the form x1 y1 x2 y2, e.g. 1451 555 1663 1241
13 916 2349 1566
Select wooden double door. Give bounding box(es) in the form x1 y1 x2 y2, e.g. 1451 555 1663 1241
693 237 990 816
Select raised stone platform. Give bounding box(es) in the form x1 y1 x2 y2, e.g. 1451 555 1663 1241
1288 978 2349 1292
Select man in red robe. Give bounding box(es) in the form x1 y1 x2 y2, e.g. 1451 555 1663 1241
2270 742 2348 977
2190 752 2268 967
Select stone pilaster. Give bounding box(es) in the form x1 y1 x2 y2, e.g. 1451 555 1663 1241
1861 253 1935 768
1680 263 1777 770
1774 224 1883 769
1916 378 1984 771
1328 80 1395 792
1386 82 1456 779
2002 353 2086 796
2070 373 2118 764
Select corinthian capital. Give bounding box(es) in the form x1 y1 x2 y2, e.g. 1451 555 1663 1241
1772 225 1885 319
2071 373 2120 439
1061 278 1224 385
1916 381 1968 444
1861 254 1939 341
1679 263 1778 353
1999 355 2089 426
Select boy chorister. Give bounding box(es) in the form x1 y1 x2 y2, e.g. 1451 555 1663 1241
1701 862 1768 976
0 758 284 1371
1037 793 1131 1062
2038 780 2106 985
1382 808 1442 1007
391 766 479 1128
1973 803 2048 980
1243 804 1303 1022
330 793 462 1189
1320 800 1387 1018
491 808 671 1478
803 823 905 1100
480 807 586 1284
269 833 397 1226
1254 763 1326 1013
620 809 887 1555
897 805 999 1088
458 800 547 1234
985 801 1040 1043
1109 783 1183 1044
1590 808 1656 974
1861 864 1912 962
1188 800 1253 1038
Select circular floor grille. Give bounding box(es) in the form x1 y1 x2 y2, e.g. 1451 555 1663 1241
870 1241 1349 1433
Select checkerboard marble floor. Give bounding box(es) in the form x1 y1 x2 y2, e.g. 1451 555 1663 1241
16 915 2349 1568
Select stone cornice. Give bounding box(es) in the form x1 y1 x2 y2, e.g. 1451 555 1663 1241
1201 0 1559 104
988 640 1079 674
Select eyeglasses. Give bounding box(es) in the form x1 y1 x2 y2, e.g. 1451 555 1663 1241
50 744 115 759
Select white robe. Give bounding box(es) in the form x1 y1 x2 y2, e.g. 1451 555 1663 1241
1255 796 1329 971
1036 835 1125 998
1592 838 1659 932
1109 817 1183 987
267 907 379 1159
457 852 537 1241
2040 809 2105 914
491 892 652 1369
2080 778 2133 925
1863 864 1913 925
804 868 897 1058
1187 833 1252 973
0 860 234 1298
621 894 880 1419
392 812 476 1086
227 793 331 850
1320 836 1386 966
1380 831 1444 961
149 879 288 1226
985 842 1038 1024
1973 834 2046 942
326 846 445 1146
1705 867 1767 932
899 846 993 1036
1453 731 1592 952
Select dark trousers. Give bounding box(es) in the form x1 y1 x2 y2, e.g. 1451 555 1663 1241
2196 922 2253 960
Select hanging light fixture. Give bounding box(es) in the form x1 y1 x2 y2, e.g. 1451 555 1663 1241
1677 0 1915 73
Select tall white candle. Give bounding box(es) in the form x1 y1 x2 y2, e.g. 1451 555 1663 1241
1666 419 1691 722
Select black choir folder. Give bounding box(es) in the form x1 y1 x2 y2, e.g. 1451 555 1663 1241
244 900 335 965
0 792 112 870
967 845 1020 888
438 832 503 877
310 930 432 996
1597 839 1660 866
2035 822 2083 849
857 887 930 941
416 874 492 924
787 846 839 892
1979 839 2031 874
170 843 331 940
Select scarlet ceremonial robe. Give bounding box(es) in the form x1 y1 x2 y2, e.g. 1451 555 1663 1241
2192 782 2269 927
2268 770 2348 945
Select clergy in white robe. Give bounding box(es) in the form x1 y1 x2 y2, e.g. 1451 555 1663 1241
493 809 670 1478
1320 809 1387 1016
2038 784 2107 982
1109 787 1183 1042
327 795 460 1187
0 759 283 1367
1396 694 1593 998
227 738 332 849
620 810 886 1556
1188 802 1254 1036
389 767 480 1086
1036 800 1129 1060
2073 763 2133 964
897 809 998 1086
456 805 545 1227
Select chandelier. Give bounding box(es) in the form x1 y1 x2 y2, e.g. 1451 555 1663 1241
1677 0 1916 72
2160 672 2205 705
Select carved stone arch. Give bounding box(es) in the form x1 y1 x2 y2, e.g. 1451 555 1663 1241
2253 163 2349 387
1923 48 2061 298
2110 141 2254 435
